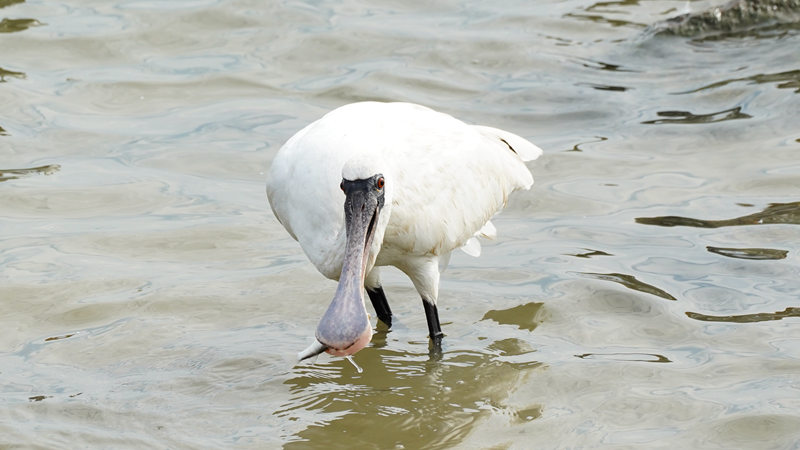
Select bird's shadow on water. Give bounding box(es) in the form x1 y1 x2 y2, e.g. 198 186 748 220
276 322 544 449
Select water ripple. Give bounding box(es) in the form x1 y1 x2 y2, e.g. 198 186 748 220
641 106 752 125
578 272 677 301
674 69 800 94
2 0 799 447
0 66 25 82
706 246 788 260
0 164 60 182
0 17 40 33
636 201 800 228
686 307 800 323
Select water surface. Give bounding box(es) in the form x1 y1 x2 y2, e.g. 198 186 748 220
1 0 799 448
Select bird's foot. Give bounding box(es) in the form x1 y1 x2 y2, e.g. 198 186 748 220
428 333 444 360
378 313 392 328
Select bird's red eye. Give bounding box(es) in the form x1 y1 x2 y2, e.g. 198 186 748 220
340 181 344 192
376 177 384 189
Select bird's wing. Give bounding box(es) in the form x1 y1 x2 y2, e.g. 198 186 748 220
472 125 543 162
460 238 482 257
477 220 497 239
459 220 496 257
266 114 350 280
374 103 540 259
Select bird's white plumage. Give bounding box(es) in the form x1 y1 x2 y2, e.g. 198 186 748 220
267 101 541 304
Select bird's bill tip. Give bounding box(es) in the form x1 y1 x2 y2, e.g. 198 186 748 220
321 322 373 357
297 339 328 361
297 322 373 363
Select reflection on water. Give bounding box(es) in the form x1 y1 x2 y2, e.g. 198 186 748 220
567 135 608 152
0 17 38 33
0 66 25 82
646 0 800 40
577 58 637 73
576 352 672 363
675 69 800 94
44 333 76 342
0 0 24 9
641 106 751 125
687 307 800 323
565 11 645 29
569 249 613 258
579 272 677 301
636 202 800 228
1 0 798 446
706 246 788 260
0 164 60 182
278 340 542 449
482 302 544 332
577 82 629 92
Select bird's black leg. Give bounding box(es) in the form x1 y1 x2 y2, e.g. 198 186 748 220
422 298 444 356
367 285 393 327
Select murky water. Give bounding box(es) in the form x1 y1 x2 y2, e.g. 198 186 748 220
2 0 799 448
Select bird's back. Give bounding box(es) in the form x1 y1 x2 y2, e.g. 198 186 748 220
267 102 541 278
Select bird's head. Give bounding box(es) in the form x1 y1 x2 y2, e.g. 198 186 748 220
298 160 391 361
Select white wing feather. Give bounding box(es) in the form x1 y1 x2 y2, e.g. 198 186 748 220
267 102 541 279
472 125 543 163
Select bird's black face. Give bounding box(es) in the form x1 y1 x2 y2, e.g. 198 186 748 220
299 174 385 360
337 174 385 289
340 174 386 256
340 174 386 207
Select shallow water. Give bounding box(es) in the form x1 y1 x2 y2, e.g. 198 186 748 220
2 0 799 448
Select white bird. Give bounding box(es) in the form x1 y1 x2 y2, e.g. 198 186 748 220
266 102 542 361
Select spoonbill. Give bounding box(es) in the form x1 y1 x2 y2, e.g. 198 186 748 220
266 102 542 361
